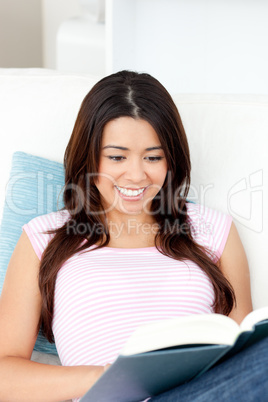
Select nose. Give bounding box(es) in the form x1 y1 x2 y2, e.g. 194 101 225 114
123 157 147 183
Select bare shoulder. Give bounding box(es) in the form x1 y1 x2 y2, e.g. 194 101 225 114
0 231 42 360
219 222 253 323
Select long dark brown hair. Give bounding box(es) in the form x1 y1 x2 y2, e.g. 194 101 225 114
38 70 235 343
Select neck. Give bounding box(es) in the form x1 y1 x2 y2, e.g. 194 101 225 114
109 218 159 238
106 211 158 235
101 212 159 248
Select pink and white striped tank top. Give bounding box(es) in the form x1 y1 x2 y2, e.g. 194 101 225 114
23 203 232 402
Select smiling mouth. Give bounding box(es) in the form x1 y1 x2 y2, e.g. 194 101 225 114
115 185 147 197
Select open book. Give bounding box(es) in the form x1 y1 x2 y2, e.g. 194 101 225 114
81 306 268 402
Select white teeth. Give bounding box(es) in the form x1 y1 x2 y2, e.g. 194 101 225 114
116 186 146 197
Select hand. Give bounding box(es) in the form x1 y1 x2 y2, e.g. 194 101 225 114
104 363 112 372
91 363 111 385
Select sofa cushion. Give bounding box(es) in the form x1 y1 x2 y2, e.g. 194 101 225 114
0 69 101 216
0 151 64 355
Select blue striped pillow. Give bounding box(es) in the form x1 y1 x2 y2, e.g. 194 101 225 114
0 151 65 355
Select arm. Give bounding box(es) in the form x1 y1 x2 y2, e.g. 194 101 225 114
0 231 106 402
218 222 253 324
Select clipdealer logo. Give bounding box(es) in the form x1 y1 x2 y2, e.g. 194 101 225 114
227 170 263 233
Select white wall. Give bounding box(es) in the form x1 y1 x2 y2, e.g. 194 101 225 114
1 0 268 94
42 0 80 69
0 0 42 67
106 0 268 95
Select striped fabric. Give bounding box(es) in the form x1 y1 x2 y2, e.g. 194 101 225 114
23 203 232 402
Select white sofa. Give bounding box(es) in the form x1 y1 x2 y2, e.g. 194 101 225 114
0 69 267 370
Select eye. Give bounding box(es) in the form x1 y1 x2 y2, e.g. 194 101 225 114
106 155 164 162
107 156 126 162
145 156 164 162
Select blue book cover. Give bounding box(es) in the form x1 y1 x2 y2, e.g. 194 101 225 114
81 309 268 402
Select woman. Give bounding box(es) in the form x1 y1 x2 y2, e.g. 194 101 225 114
0 70 266 402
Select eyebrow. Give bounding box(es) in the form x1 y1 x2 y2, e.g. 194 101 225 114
102 145 163 151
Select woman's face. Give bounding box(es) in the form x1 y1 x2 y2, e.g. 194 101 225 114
95 117 168 219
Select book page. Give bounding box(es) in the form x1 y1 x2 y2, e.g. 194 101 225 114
240 306 268 331
122 314 240 356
